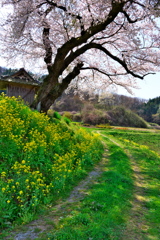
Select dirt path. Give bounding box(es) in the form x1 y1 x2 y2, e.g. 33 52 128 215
121 161 149 240
4 145 108 240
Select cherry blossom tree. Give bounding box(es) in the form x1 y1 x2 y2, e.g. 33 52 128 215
0 0 160 112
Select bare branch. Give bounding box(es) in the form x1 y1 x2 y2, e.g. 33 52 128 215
90 43 144 79
121 10 138 23
81 66 128 77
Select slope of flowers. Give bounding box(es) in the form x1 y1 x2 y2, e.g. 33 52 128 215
0 95 103 228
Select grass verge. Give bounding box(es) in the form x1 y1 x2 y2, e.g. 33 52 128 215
101 129 160 239
43 137 134 240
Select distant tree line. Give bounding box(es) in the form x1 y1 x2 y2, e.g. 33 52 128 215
140 97 160 124
53 89 160 125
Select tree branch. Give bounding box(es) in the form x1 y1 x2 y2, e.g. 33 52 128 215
52 0 125 68
59 41 145 80
81 66 128 77
121 10 138 23
60 62 84 91
90 43 144 79
45 0 85 34
42 23 52 69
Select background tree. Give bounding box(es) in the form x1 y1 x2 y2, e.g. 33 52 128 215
152 105 160 124
0 0 160 112
140 96 160 122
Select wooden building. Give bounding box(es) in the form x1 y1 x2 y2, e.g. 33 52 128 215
0 68 41 105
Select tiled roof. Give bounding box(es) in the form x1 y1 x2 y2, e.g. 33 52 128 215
0 68 41 87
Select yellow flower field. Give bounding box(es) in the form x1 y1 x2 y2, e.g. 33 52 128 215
0 94 103 228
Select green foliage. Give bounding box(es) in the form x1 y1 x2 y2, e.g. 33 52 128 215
63 116 71 125
107 106 148 128
141 96 160 122
0 95 103 228
152 112 160 125
53 111 62 120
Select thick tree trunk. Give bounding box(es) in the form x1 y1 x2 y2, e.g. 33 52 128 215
31 80 64 112
31 62 83 112
38 83 65 113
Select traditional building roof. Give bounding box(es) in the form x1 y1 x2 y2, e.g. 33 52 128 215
0 68 41 89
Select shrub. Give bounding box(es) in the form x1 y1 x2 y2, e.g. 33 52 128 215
81 103 109 125
63 116 71 125
152 113 160 125
73 112 82 122
63 111 73 120
47 109 54 117
53 111 62 120
107 106 148 128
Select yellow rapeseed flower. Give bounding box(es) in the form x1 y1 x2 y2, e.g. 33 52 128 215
1 171 6 177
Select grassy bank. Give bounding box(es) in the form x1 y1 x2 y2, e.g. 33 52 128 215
0 95 103 229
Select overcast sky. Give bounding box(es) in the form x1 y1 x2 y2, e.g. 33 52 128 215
117 72 160 100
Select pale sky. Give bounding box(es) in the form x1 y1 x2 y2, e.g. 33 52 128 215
117 72 160 100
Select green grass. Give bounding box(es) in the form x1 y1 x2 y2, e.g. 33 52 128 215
123 140 160 238
100 128 160 239
44 138 134 240
101 128 160 154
